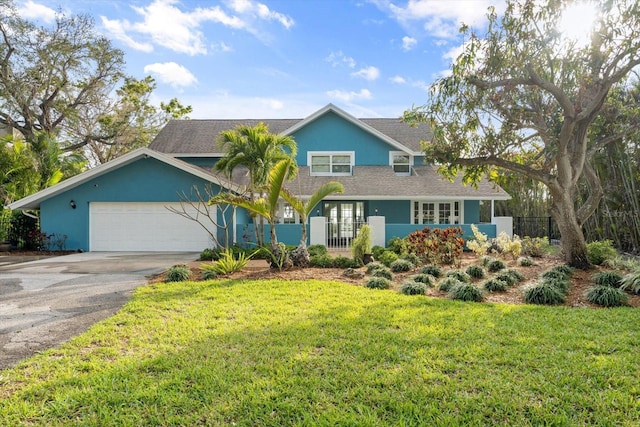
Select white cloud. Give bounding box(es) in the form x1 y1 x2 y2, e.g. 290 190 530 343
390 75 406 84
211 41 233 53
351 66 380 81
326 51 356 68
143 62 198 88
18 1 57 23
101 17 154 53
386 0 506 39
326 89 373 102
227 0 295 29
402 36 417 51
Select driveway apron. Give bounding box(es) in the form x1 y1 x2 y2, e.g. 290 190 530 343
0 252 197 369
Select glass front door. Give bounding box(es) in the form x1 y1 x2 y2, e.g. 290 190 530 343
324 201 364 247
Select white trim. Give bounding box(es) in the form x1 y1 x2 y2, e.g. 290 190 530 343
282 104 421 155
389 151 413 175
307 151 355 176
411 200 463 225
7 147 240 210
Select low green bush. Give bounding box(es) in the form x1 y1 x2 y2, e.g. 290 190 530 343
371 267 393 280
494 270 521 286
446 270 471 283
487 258 506 272
448 283 483 302
401 252 421 267
586 240 617 266
517 257 534 267
308 244 328 257
524 282 566 305
544 277 570 294
592 271 623 288
387 237 408 255
438 277 463 292
409 273 434 286
365 276 392 290
585 285 628 307
372 245 386 260
201 269 219 280
365 262 385 274
483 278 508 292
400 280 427 295
203 249 249 275
165 265 191 282
465 265 485 279
309 254 334 268
390 258 414 272
378 250 399 267
199 248 221 261
620 270 640 295
420 265 442 278
333 256 358 269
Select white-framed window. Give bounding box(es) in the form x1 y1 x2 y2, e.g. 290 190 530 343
308 151 354 176
390 151 412 175
412 201 461 224
276 200 300 224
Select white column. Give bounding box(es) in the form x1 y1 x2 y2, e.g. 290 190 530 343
310 216 326 246
368 216 386 247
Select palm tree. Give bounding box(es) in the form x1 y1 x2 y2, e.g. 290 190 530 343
214 122 297 245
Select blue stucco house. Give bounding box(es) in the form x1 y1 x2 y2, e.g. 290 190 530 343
8 104 510 252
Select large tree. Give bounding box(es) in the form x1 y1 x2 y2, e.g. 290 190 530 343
0 0 190 160
406 0 640 268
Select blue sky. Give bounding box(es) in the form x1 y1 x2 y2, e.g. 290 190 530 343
16 0 509 119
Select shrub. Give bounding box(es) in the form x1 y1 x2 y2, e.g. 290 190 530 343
390 258 414 272
467 224 490 257
387 237 408 255
308 244 328 257
543 277 570 294
333 256 358 269
406 226 465 265
438 277 463 292
592 271 623 288
448 283 483 302
483 278 508 292
494 271 518 286
521 236 551 257
542 265 573 281
603 256 640 272
401 252 421 266
586 240 617 265
165 265 191 282
524 282 566 305
495 232 522 259
446 269 471 283
465 265 485 279
366 276 392 290
620 270 640 295
199 248 221 261
378 250 399 267
487 258 506 272
400 280 428 295
366 261 385 274
201 269 219 280
371 267 393 280
205 249 249 275
420 264 442 278
517 257 534 267
409 273 434 286
585 286 628 307
372 245 386 260
309 254 334 268
351 224 373 266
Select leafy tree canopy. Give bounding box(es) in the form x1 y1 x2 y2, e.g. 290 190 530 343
405 0 640 268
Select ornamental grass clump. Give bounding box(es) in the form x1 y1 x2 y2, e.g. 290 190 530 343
448 283 483 302
365 276 392 290
592 271 623 288
517 256 535 267
494 269 523 286
585 285 628 307
487 258 506 272
483 278 508 292
524 281 567 305
620 270 640 295
400 280 428 295
409 273 434 286
366 262 385 274
465 265 485 279
390 258 414 272
401 252 421 267
165 265 192 282
420 264 442 278
438 277 463 292
371 266 393 281
445 269 471 283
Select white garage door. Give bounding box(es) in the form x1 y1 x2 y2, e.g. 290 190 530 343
90 202 215 251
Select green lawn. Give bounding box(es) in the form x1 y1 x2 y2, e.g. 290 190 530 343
1 278 639 426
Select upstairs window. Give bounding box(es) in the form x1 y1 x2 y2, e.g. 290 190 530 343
390 152 411 175
309 152 354 176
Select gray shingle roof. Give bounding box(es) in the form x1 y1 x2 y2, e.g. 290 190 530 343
149 118 432 154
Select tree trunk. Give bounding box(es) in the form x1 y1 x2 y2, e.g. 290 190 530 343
550 191 591 269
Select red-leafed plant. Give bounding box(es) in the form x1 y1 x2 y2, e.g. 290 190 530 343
406 227 464 266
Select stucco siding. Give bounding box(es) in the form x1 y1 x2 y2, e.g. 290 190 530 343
463 200 481 223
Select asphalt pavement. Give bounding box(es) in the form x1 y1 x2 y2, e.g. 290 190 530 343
0 252 198 369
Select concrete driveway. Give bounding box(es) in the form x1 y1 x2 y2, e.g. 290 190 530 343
0 252 198 369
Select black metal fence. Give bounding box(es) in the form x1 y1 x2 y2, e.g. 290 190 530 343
513 217 560 240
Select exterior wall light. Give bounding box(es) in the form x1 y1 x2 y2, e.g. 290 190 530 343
70 200 76 209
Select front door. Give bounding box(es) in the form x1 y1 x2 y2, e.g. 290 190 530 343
324 201 365 248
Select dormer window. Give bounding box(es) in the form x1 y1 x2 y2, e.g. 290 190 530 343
309 151 354 176
390 151 411 175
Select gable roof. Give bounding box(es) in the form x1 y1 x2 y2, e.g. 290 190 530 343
7 148 240 210
149 103 432 156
